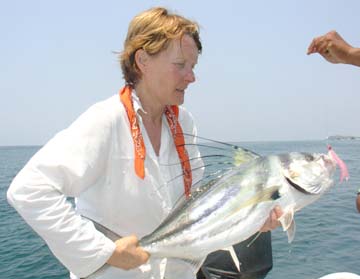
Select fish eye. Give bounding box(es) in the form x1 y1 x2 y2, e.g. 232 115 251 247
303 154 314 162
305 154 315 162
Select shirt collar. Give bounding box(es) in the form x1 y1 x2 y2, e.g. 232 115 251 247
132 90 147 115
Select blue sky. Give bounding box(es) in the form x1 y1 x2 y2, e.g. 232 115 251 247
1 0 360 145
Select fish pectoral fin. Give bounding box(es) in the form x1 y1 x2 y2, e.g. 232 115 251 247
221 246 241 272
237 186 281 212
180 257 206 273
278 208 296 243
286 219 296 243
159 258 167 279
278 208 294 231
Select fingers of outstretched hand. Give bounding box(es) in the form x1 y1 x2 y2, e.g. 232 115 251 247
307 31 347 55
307 35 330 55
317 40 330 55
107 235 150 270
307 38 318 54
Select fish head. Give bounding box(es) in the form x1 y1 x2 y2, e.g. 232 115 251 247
280 152 336 195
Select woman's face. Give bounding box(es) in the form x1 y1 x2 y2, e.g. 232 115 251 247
139 35 199 106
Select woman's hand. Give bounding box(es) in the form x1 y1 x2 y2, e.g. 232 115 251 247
259 206 283 232
107 235 150 270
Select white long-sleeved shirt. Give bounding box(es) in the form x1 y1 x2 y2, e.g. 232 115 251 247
7 93 204 278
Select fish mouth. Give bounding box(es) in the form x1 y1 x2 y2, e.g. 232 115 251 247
318 154 337 171
284 176 316 195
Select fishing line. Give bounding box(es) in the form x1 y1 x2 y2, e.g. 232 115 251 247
246 231 262 248
159 154 232 167
179 132 260 156
156 133 261 202
153 163 233 206
178 143 236 152
181 132 240 148
159 161 233 191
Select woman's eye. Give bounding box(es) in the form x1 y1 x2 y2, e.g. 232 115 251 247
175 62 185 68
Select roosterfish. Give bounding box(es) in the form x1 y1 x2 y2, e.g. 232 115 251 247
86 139 349 278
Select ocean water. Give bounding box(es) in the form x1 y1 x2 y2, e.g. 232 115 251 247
1 140 360 279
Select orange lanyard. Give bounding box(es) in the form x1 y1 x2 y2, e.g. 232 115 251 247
119 86 193 197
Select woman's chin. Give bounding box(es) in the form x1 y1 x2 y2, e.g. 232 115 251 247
175 92 185 105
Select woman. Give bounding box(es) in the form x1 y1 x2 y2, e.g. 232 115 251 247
7 7 280 279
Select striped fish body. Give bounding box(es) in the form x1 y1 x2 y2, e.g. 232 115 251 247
139 152 336 260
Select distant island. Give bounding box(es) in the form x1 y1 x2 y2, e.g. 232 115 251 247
327 135 360 140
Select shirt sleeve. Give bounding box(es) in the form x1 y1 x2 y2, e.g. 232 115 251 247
7 101 117 277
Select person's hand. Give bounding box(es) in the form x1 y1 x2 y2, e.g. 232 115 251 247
307 30 354 64
259 206 283 232
106 235 150 270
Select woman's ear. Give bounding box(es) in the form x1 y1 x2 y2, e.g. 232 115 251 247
135 49 148 74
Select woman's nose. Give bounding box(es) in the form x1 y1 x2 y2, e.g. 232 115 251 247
185 69 196 83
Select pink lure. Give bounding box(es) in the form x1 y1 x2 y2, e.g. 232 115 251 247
327 145 349 183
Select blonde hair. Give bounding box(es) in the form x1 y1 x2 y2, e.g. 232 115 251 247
120 7 202 88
